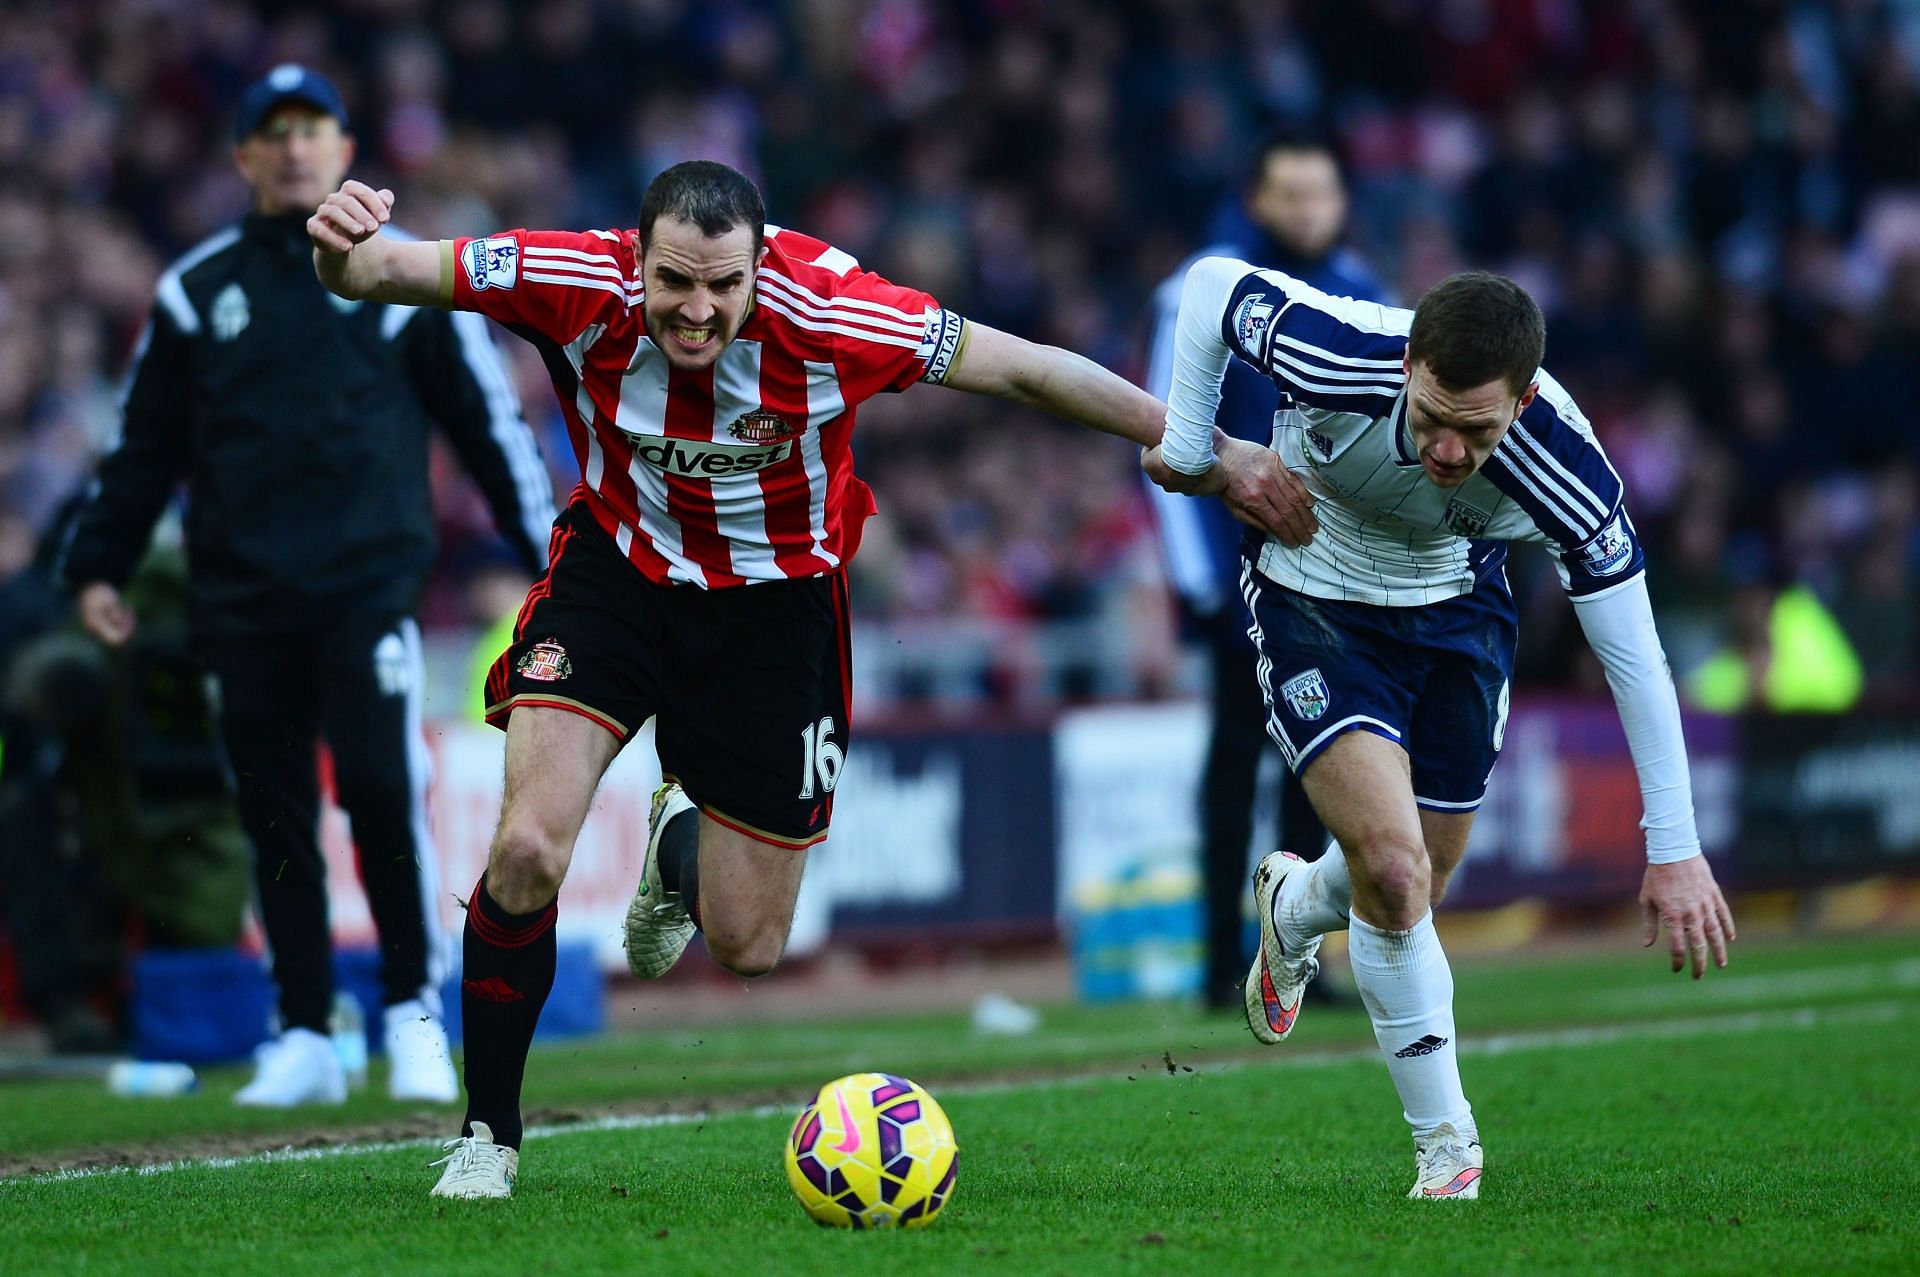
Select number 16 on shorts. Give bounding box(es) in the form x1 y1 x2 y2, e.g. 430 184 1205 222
799 716 844 800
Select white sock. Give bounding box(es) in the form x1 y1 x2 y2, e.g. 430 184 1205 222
1274 844 1352 953
1347 910 1474 1138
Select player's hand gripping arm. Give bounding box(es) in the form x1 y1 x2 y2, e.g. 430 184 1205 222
309 181 449 307
1571 574 1736 978
1142 430 1319 549
1137 255 1316 546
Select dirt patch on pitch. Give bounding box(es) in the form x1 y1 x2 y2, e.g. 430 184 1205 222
0 1097 771 1181
0 1050 1308 1182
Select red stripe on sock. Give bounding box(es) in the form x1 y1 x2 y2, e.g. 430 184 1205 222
467 878 558 949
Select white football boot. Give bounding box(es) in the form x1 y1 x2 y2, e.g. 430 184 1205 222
429 1121 518 1199
234 1027 348 1107
384 1000 459 1103
1409 1123 1484 1200
622 782 697 978
1243 851 1321 1044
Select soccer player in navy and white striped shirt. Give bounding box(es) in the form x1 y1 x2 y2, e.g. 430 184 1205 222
1144 260 1737 1200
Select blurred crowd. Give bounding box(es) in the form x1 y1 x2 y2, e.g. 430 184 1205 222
3 0 1919 705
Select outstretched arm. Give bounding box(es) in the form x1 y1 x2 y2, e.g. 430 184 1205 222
942 321 1314 544
939 320 1165 447
1571 573 1737 978
308 180 449 307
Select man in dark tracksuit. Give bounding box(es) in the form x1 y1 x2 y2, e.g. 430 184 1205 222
1143 131 1389 1010
60 66 554 1105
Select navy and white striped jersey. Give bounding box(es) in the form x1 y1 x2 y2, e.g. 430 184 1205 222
1162 256 1643 608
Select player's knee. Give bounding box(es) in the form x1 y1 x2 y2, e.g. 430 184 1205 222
486 813 570 911
703 919 785 979
1349 833 1430 921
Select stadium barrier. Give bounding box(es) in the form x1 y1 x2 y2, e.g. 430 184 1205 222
107 698 1916 1045
298 698 1736 973
1737 713 1920 883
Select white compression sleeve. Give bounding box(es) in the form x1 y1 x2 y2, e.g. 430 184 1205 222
1569 572 1703 864
1159 255 1250 476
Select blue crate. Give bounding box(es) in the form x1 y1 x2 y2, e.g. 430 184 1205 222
132 942 606 1064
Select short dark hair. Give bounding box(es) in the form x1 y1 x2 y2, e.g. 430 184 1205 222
1406 271 1545 397
1246 125 1342 188
638 160 766 250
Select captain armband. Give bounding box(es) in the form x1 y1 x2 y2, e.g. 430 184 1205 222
918 308 969 384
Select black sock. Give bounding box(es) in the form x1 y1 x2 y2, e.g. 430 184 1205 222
458 876 556 1150
654 806 702 930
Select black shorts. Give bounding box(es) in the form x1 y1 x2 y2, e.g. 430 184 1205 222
485 503 851 849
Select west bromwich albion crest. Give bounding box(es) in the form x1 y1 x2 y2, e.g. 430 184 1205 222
1444 497 1492 537
1280 668 1329 721
211 282 250 341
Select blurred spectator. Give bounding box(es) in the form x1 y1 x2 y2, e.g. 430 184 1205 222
1685 582 1866 713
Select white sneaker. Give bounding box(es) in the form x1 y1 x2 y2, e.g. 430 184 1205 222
1244 851 1321 1044
1409 1123 1483 1199
234 1027 348 1107
384 1000 459 1103
623 782 697 978
429 1120 518 1199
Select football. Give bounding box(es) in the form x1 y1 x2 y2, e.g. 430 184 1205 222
783 1072 959 1229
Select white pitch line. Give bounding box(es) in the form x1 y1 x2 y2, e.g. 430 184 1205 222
1582 957 1920 1012
6 997 1911 1189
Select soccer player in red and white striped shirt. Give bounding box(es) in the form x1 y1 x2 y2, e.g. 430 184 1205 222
312 160 1306 1197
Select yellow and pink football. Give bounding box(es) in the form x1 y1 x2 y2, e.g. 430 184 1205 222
783 1072 959 1229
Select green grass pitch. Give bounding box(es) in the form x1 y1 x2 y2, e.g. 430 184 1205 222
2 931 1915 1276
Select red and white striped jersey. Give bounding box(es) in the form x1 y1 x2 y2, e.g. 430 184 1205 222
449 224 963 588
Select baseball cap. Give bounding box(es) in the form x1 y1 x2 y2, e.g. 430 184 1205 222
234 64 348 139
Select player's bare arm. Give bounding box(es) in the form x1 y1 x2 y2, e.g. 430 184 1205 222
308 180 448 307
939 322 1314 545
937 321 1164 447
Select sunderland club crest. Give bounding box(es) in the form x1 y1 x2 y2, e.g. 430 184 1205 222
516 638 571 682
727 409 800 445
1279 667 1329 721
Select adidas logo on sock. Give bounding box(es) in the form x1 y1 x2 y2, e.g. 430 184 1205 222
463 976 524 1004
1394 1034 1449 1058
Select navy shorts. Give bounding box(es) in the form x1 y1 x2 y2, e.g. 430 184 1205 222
1239 563 1517 811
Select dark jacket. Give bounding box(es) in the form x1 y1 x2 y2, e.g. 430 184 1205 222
60 211 555 634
